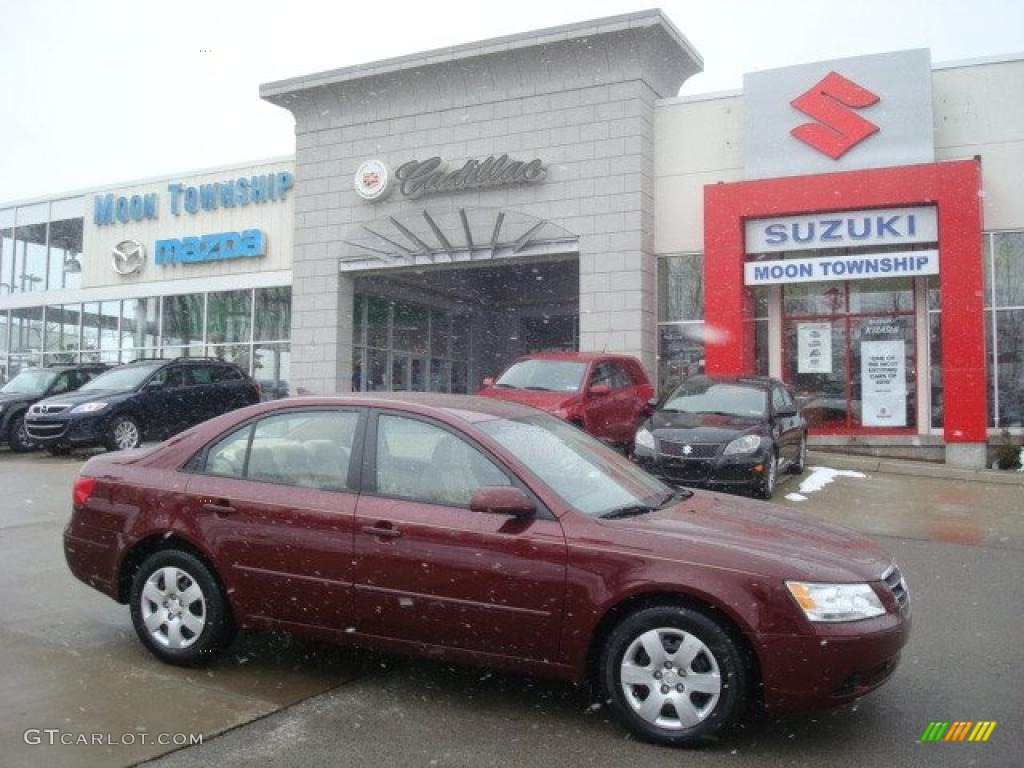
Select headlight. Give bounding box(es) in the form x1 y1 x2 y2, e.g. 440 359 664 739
785 581 886 622
723 434 761 455
71 402 108 414
635 426 655 451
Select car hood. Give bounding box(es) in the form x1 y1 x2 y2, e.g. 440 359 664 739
604 490 892 582
33 388 129 408
649 410 764 444
477 387 577 412
0 392 38 407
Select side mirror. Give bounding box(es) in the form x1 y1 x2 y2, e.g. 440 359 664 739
589 384 611 397
482 377 494 388
144 379 164 390
643 396 659 416
470 486 536 518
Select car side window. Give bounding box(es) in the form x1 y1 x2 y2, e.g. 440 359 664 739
188 366 215 385
204 424 253 478
590 363 614 389
151 366 186 388
247 410 360 491
375 414 510 507
772 387 788 413
49 372 74 395
608 363 631 389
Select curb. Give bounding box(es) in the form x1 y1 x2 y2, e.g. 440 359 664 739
807 451 1024 487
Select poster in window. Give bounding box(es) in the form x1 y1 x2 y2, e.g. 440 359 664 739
861 339 907 427
797 322 832 374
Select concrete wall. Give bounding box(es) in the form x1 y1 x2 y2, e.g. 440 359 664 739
262 10 701 395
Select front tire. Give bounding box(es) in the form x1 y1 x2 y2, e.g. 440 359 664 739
600 605 749 746
129 549 235 666
757 451 778 500
789 433 808 474
106 415 142 451
7 415 35 452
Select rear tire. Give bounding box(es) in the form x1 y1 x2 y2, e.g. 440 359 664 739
7 415 35 453
600 604 749 746
129 549 235 666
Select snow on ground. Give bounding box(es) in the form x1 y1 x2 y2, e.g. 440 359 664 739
784 466 868 501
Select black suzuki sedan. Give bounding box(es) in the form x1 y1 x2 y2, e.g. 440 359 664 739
632 375 807 499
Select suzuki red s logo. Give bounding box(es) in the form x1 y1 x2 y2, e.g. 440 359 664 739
790 71 881 159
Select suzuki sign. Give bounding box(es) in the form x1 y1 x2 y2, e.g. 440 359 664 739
743 50 934 179
745 206 937 254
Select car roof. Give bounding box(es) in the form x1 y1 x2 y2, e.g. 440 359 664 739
513 351 640 364
251 392 546 424
677 374 779 390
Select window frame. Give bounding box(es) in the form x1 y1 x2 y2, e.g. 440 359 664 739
361 408 554 519
185 406 368 493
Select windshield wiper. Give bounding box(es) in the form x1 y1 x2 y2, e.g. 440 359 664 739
600 504 656 520
654 487 693 507
523 386 555 391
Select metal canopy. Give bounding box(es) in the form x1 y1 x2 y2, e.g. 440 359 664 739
341 208 578 273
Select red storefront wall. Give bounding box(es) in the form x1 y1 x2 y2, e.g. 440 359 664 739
703 159 986 443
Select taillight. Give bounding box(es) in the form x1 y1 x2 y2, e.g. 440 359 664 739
73 475 97 506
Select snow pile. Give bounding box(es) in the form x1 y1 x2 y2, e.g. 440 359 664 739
784 466 867 501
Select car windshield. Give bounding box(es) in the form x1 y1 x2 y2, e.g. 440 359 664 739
79 364 161 392
494 360 587 392
478 412 675 518
0 369 57 395
662 379 767 418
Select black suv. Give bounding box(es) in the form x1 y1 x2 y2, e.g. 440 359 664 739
1 364 109 452
24 357 260 454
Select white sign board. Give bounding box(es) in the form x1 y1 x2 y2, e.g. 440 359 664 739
745 249 938 286
861 339 907 427
745 206 937 254
743 49 934 179
798 323 832 374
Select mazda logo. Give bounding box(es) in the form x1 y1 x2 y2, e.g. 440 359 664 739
112 239 145 275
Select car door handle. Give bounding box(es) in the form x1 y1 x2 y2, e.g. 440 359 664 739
361 523 402 539
201 499 235 515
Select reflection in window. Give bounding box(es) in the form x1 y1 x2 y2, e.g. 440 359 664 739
48 218 83 291
392 301 428 354
993 232 1024 308
659 254 703 322
207 290 252 345
254 287 290 341
162 294 204 347
82 302 120 357
44 304 81 362
995 309 1024 427
122 298 160 349
658 323 704 394
0 228 14 295
253 343 290 399
13 222 47 293
208 344 251 375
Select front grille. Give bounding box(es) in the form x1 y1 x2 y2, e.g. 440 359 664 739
31 403 69 415
662 458 714 484
658 440 719 459
883 564 909 610
25 422 68 439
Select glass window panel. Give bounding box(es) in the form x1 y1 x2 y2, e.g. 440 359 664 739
993 232 1024 308
930 312 943 429
161 344 205 359
162 294 204 347
353 294 365 347
783 282 847 315
848 277 914 314
254 286 290 341
47 218 83 291
430 358 450 392
10 307 43 356
927 275 941 312
204 425 253 478
1 228 14 296
987 311 996 428
207 290 252 345
431 310 450 357
44 304 81 360
391 353 411 391
248 410 360 490
452 315 470 359
658 254 704 322
208 343 251 374
365 348 388 391
366 296 389 348
121 297 160 349
253 343 290 400
983 233 993 308
995 309 1024 428
13 222 47 293
0 309 9 353
82 302 119 353
351 347 364 392
451 361 469 394
657 323 705 395
81 349 119 365
392 301 428 354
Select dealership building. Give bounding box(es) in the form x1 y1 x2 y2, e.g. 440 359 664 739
1 10 1022 467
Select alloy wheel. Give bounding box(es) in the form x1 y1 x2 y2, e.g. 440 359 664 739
113 419 140 450
139 566 207 649
619 627 722 730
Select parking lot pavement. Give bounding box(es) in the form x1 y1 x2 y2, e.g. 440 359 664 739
2 448 1022 767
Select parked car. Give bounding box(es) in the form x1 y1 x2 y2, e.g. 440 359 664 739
633 375 808 499
0 364 109 452
477 352 655 451
65 393 909 746
25 357 259 454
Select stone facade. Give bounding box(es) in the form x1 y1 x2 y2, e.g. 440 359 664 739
261 10 701 394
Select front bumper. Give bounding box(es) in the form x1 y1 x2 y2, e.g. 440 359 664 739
756 608 911 711
24 413 108 447
633 446 771 491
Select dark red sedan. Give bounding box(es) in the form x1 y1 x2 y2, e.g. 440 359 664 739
64 394 910 746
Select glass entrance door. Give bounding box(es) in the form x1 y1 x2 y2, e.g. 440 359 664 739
782 279 917 433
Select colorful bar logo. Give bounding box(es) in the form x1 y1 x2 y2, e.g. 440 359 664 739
921 721 997 742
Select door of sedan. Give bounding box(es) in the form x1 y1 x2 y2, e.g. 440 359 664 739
353 411 567 662
770 384 802 464
184 407 365 630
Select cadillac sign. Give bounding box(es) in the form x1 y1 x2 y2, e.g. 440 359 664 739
355 154 546 202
